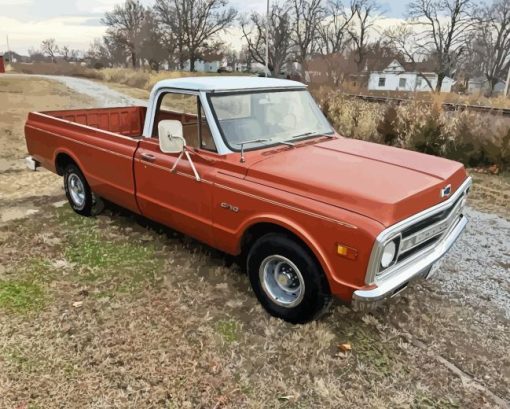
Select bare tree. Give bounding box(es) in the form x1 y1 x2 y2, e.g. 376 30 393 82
348 0 380 72
315 0 356 85
139 10 168 71
473 0 510 95
28 48 46 63
102 0 145 68
155 0 237 72
384 24 436 90
239 45 254 72
406 0 475 92
41 38 59 63
317 0 356 55
291 0 325 78
241 2 293 76
87 37 129 68
154 0 187 69
61 46 80 62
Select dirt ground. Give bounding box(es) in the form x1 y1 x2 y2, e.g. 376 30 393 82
0 75 509 409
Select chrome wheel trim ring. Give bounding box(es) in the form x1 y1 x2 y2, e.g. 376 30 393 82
68 173 86 209
259 255 305 308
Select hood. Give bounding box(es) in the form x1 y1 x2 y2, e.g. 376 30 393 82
246 138 467 226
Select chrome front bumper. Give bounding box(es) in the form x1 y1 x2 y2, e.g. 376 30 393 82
352 207 468 310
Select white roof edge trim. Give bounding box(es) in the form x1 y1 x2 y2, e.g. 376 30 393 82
152 76 307 92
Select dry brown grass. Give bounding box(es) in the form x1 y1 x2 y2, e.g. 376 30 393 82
315 88 510 170
1 201 508 408
11 62 243 92
336 88 510 110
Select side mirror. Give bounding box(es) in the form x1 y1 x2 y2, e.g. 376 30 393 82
158 120 185 153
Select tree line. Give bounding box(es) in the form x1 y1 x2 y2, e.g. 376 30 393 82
33 0 509 95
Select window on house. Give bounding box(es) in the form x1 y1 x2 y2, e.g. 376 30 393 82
399 78 407 88
416 77 423 88
378 77 386 87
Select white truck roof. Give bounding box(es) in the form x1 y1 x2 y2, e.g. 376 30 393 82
154 76 306 92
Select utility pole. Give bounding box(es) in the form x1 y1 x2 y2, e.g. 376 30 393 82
5 35 11 65
265 0 270 77
505 64 510 98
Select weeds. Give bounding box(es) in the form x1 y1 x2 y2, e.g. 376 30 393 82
215 319 240 344
317 89 510 170
0 281 45 312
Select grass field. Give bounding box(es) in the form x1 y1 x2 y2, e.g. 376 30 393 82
1 75 509 408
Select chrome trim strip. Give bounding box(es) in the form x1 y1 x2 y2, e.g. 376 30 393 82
399 193 464 254
134 158 356 227
214 183 358 229
353 214 468 303
365 177 472 285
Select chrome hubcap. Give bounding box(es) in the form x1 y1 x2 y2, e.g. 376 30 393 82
68 173 85 208
259 255 305 308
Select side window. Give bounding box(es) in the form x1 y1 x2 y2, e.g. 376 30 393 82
153 92 216 152
378 77 386 87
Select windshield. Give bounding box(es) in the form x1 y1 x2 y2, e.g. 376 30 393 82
209 89 334 151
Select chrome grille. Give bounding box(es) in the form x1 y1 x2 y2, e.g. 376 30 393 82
397 193 466 262
365 177 472 286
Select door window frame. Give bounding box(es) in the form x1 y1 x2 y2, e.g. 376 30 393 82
142 87 228 154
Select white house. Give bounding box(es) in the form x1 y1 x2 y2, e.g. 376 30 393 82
368 60 455 93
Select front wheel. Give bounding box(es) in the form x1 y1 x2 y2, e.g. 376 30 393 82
247 233 332 324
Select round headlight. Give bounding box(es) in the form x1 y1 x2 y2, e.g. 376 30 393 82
381 240 397 269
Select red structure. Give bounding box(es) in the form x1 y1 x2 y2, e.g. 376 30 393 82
0 56 5 73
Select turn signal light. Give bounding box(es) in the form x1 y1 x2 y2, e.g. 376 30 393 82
336 244 358 260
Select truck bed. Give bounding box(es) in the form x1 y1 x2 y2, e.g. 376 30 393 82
25 106 147 213
39 106 147 137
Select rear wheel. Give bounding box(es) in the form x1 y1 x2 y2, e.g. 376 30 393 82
247 233 332 324
63 164 102 216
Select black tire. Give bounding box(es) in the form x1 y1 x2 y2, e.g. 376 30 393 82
247 233 332 324
63 163 94 216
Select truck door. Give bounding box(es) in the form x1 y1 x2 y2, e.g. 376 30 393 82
134 91 217 246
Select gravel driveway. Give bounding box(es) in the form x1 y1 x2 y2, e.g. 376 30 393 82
438 208 510 318
6 73 146 107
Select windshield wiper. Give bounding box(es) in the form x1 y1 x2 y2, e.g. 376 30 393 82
235 138 297 162
235 139 270 163
291 131 335 140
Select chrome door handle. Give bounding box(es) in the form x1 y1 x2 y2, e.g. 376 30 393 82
140 153 156 162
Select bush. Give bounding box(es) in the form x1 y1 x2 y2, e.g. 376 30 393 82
316 90 510 170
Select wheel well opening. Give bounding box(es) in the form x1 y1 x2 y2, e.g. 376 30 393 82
241 223 312 259
55 153 77 176
240 222 332 294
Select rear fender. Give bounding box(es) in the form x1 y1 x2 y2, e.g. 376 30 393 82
53 148 86 177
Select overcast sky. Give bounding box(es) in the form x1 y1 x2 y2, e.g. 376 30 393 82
0 0 407 55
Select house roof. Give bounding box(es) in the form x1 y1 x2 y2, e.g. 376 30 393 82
368 58 436 74
154 76 306 92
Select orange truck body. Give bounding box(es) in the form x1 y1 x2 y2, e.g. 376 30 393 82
24 77 471 308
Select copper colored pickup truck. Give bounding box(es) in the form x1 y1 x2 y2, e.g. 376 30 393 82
25 77 471 323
